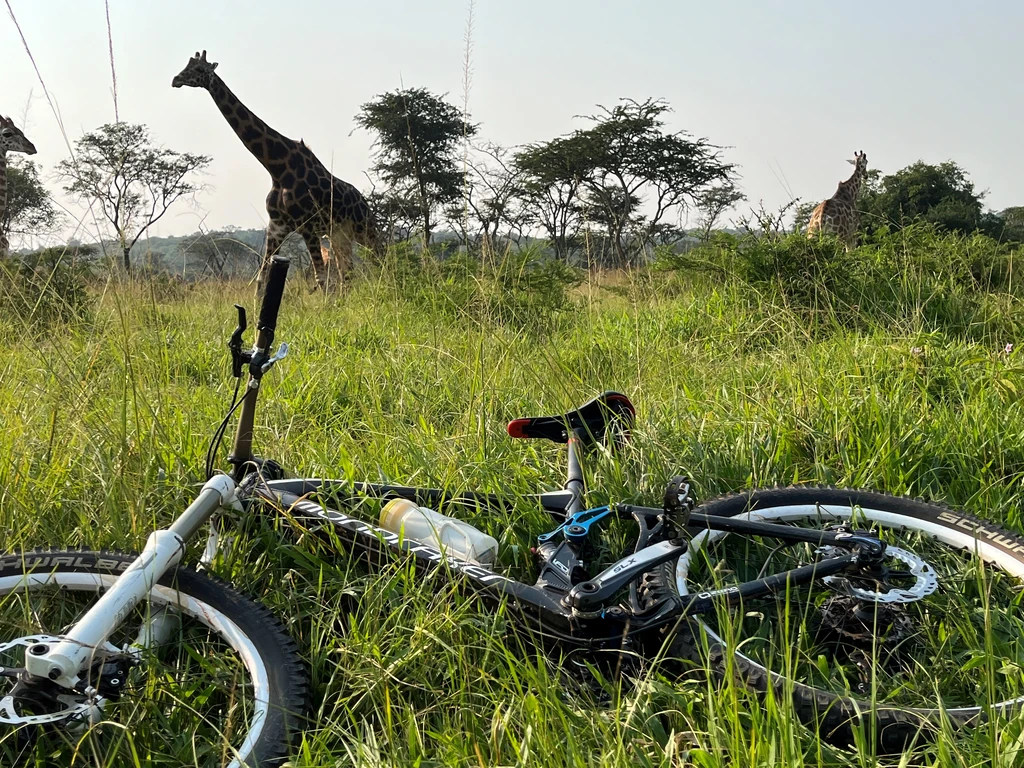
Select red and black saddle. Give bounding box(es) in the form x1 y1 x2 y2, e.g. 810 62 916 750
506 391 636 445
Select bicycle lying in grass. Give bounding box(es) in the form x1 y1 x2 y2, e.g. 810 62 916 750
4 255 1024 766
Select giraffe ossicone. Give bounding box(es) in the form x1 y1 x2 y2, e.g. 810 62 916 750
806 150 868 250
172 51 379 293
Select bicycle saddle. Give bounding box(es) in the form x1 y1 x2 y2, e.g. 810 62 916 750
506 391 636 445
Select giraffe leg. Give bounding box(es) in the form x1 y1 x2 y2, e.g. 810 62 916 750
299 227 331 293
847 222 860 251
257 220 291 295
328 224 355 290
319 234 334 290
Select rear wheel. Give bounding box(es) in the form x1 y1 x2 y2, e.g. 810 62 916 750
650 487 1024 751
0 549 307 767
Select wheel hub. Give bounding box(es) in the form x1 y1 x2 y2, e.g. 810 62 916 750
819 543 938 603
0 635 132 727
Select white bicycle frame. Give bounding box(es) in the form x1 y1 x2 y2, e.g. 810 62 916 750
22 475 238 689
23 256 293 697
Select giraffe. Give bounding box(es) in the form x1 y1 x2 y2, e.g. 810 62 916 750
0 115 38 258
172 51 377 292
806 150 868 249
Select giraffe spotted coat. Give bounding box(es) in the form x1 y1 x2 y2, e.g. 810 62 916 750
173 51 378 292
0 115 38 258
806 150 868 249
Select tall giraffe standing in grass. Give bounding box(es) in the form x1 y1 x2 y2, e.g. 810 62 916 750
172 51 378 293
0 115 38 258
806 150 868 249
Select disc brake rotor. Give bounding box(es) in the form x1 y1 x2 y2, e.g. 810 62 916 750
819 544 938 604
0 635 100 726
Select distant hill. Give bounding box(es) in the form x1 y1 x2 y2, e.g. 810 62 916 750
46 228 312 279
18 225 711 278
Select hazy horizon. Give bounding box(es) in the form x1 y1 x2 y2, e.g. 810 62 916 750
2 0 1022 248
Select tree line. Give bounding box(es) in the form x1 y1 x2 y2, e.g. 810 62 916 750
3 87 1022 273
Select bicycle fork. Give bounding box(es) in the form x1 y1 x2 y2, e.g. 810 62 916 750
22 475 238 690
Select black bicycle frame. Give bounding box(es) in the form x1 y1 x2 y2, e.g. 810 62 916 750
237 430 878 647
227 255 883 647
240 430 599 643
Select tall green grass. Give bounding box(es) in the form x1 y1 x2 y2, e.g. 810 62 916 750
3 233 1024 766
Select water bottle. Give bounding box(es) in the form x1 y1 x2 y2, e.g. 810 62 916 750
379 498 499 565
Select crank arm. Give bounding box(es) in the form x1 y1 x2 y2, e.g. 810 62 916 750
567 540 686 610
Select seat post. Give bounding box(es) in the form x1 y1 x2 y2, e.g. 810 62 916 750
565 427 586 516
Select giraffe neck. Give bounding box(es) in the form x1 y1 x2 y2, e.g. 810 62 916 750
0 152 8 257
206 74 296 175
836 165 863 203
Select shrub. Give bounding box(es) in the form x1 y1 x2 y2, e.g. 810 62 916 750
373 244 583 331
0 246 95 331
651 224 1024 340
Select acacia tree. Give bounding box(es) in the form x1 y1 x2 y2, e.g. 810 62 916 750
445 142 530 250
58 123 209 273
356 88 477 245
515 136 588 260
183 230 261 278
581 184 642 264
367 189 420 245
2 158 62 250
693 182 745 241
516 99 737 265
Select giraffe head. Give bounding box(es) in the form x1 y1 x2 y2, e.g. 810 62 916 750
0 115 36 155
172 50 219 90
846 150 868 176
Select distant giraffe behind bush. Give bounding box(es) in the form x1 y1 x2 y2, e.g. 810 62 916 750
806 150 868 249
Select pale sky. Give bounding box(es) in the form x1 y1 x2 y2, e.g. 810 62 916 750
2 0 1022 244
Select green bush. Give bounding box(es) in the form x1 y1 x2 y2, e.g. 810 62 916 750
373 244 583 331
653 224 1023 341
0 247 95 331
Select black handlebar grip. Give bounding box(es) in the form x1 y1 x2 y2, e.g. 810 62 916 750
257 256 290 331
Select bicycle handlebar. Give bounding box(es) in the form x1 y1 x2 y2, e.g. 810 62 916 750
227 256 290 479
257 256 290 333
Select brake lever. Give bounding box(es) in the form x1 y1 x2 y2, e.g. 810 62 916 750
228 304 248 378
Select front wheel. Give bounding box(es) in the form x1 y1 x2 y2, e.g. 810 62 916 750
0 549 308 767
650 487 1024 751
